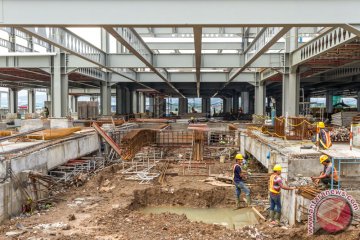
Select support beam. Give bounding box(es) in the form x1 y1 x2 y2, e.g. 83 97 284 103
232 92 239 113
201 97 210 115
255 83 265 115
100 80 111 115
283 69 299 116
358 92 360 112
194 27 202 97
104 27 184 97
3 1 360 25
179 98 188 115
213 27 290 97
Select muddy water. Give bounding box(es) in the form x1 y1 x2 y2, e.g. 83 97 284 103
140 206 259 229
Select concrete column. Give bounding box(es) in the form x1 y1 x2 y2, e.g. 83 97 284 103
282 73 289 116
284 70 299 116
135 92 140 113
8 88 18 113
223 98 232 113
116 85 127 115
100 80 111 115
241 92 250 114
357 92 360 112
201 97 210 114
130 90 137 114
326 91 333 114
138 92 145 113
51 48 68 117
255 84 265 115
232 93 239 113
28 89 36 113
69 95 78 113
148 96 154 116
178 98 188 115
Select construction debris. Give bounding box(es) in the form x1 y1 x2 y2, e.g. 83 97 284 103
331 111 359 127
330 127 350 142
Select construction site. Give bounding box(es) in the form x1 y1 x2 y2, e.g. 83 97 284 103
0 0 360 239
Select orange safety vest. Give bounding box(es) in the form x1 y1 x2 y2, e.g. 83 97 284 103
269 174 281 194
319 129 332 149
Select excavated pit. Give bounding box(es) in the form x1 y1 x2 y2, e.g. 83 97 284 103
128 187 259 229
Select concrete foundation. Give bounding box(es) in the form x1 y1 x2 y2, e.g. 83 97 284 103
0 133 99 222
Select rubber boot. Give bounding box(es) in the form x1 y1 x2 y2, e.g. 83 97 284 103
234 198 241 210
275 212 281 225
246 195 252 207
269 210 275 222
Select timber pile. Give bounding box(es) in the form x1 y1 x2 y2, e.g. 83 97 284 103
228 124 238 131
121 129 157 160
331 112 359 127
192 130 205 161
0 130 12 137
298 186 322 200
352 114 360 123
330 127 350 142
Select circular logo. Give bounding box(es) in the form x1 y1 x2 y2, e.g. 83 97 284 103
316 196 353 233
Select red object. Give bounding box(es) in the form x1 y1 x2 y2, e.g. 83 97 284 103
316 196 352 233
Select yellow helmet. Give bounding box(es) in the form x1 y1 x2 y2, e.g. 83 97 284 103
317 122 325 129
191 117 194 120
235 154 243 160
273 164 282 171
320 155 329 164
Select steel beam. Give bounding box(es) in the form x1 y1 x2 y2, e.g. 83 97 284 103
194 27 202 97
105 27 185 97
213 27 290 96
342 24 360 38
292 27 357 66
2 0 360 25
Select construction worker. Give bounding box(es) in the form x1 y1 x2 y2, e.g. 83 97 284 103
269 164 296 225
188 117 196 124
311 155 339 189
317 122 332 149
233 153 251 209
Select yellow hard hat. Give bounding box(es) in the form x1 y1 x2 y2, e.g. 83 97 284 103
320 155 329 164
317 122 325 129
191 117 194 120
235 154 243 160
273 164 282 171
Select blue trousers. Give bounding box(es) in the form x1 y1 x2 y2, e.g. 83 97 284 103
270 193 281 213
234 181 250 198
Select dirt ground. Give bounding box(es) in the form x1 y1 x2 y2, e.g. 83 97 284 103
0 160 359 240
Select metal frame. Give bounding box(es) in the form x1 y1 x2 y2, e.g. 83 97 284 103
331 157 360 190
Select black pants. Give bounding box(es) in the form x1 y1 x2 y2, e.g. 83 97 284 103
321 178 338 186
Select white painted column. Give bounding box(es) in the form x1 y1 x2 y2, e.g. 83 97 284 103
28 89 36 113
255 84 265 115
8 88 18 114
241 92 250 114
51 48 68 117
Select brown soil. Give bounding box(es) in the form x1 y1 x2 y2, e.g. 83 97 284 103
0 161 359 240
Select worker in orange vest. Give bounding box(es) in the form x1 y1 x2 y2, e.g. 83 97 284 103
317 122 332 149
269 164 296 225
311 155 339 189
233 153 251 209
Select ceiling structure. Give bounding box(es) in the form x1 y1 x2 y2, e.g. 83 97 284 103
0 0 359 100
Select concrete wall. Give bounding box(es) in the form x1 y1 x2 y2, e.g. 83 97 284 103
281 189 311 226
0 133 99 222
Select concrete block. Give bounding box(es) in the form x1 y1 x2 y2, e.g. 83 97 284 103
20 119 44 133
50 118 74 129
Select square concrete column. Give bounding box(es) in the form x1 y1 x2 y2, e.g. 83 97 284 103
100 80 111 116
116 85 127 115
178 98 188 115
130 90 138 114
241 92 250 114
255 84 265 115
201 97 210 114
28 89 36 114
138 92 145 113
358 92 360 112
8 88 18 114
51 48 68 117
283 70 299 116
232 93 239 113
223 98 233 113
69 95 78 113
326 91 333 114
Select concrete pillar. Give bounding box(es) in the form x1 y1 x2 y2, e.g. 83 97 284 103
8 88 18 113
326 91 333 114
223 98 232 113
28 89 36 113
241 92 250 113
255 84 265 115
201 97 210 114
283 70 299 116
357 92 360 112
51 48 68 117
69 95 78 113
232 93 239 113
135 92 140 113
130 90 137 114
179 98 188 115
138 92 145 113
100 80 111 115
116 85 127 115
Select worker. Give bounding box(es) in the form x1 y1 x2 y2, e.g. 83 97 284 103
233 153 251 209
311 155 338 189
269 164 296 225
44 106 49 118
317 122 332 149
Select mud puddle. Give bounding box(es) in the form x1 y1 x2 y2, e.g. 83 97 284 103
140 206 259 229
